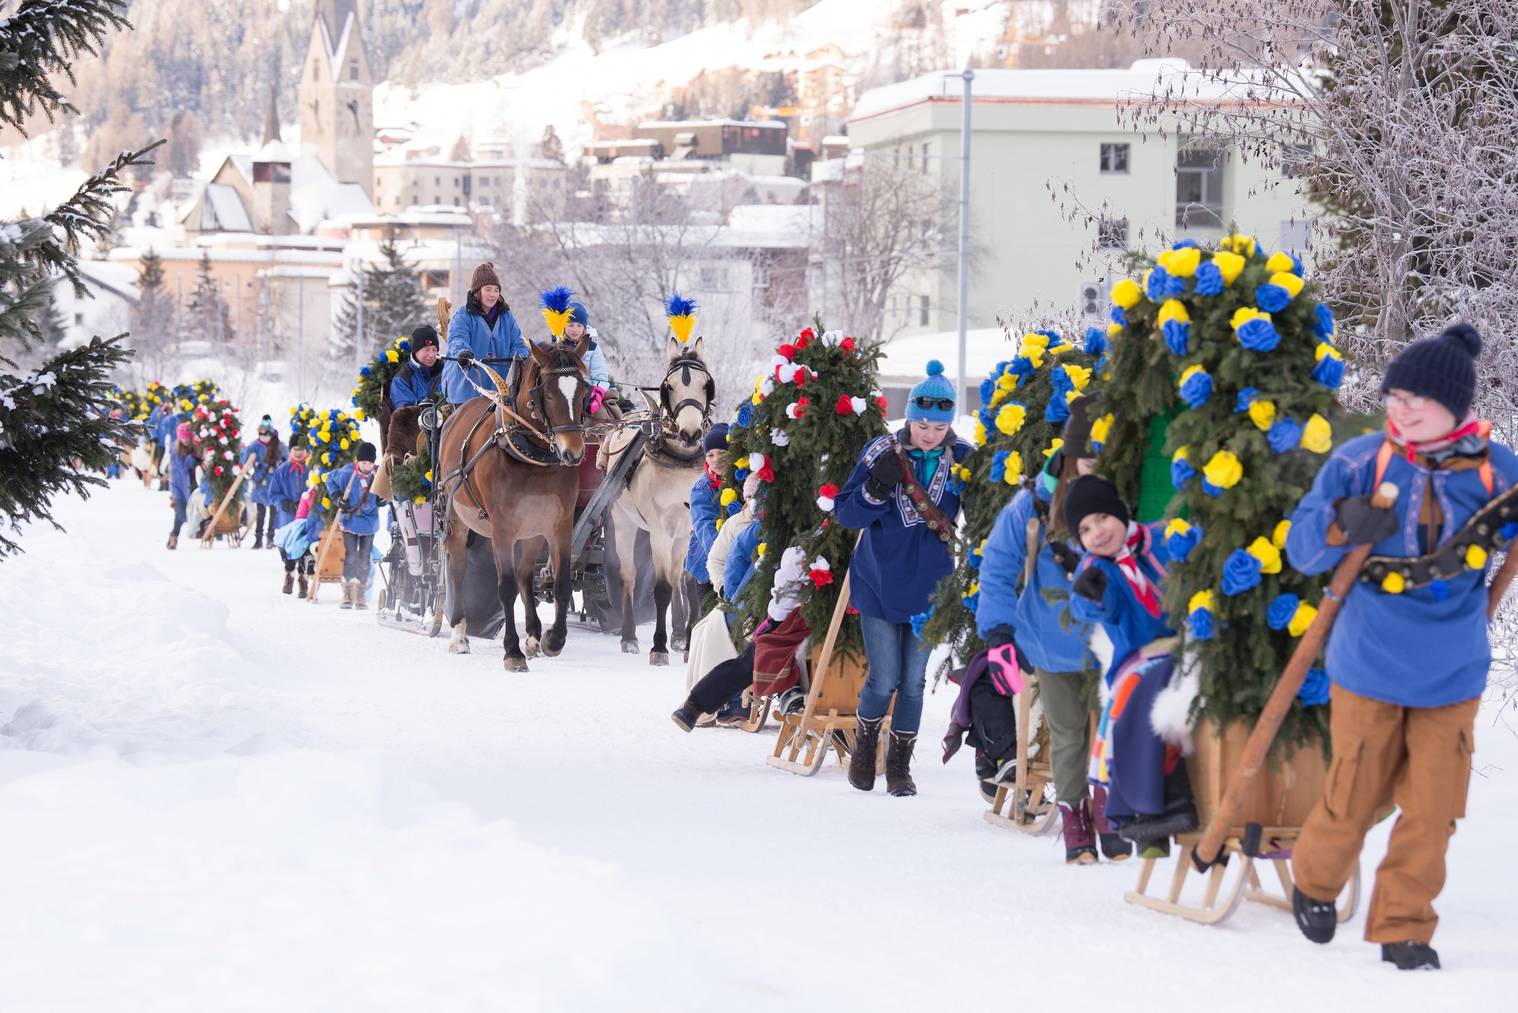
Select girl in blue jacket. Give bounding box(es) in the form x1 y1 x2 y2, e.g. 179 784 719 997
563 301 613 414
973 397 1129 863
269 437 315 595
443 262 527 405
166 422 197 550
325 442 381 609
1284 324 1517 971
836 360 972 797
686 424 729 592
1065 475 1193 850
239 417 286 549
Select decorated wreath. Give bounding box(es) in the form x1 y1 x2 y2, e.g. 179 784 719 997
351 335 417 421
288 403 363 519
188 395 244 503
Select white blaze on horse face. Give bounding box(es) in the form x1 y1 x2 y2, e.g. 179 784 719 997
557 375 580 417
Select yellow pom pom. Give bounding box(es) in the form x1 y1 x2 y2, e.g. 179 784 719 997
1289 601 1318 636
757 542 767 558
1188 589 1214 614
1003 451 1023 485
995 402 1027 436
720 487 738 507
321 496 332 510
1043 438 1064 459
1062 363 1092 392
1272 519 1291 550
1301 413 1333 454
1203 450 1243 490
1246 536 1283 575
1269 271 1305 298
1248 398 1277 432
339 439 350 451
1381 572 1406 595
386 350 399 364
353 407 365 421
1212 251 1246 285
1111 278 1142 309
1157 299 1190 327
1465 544 1489 569
1166 518 1192 539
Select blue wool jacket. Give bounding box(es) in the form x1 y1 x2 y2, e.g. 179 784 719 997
390 358 445 408
154 410 180 450
1069 523 1175 682
976 486 1090 673
1286 431 1518 707
726 519 763 602
239 440 285 506
324 462 380 536
168 449 196 503
268 459 311 528
686 473 722 583
443 301 527 404
572 332 611 388
835 432 973 624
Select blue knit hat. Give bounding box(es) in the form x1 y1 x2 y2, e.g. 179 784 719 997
569 301 589 327
906 360 957 423
702 422 730 454
1381 323 1482 419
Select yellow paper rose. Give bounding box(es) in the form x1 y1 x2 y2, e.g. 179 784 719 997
1289 600 1318 636
1300 413 1333 454
1269 271 1305 298
1003 452 1024 486
995 402 1027 436
1246 536 1283 575
1266 251 1298 274
1110 278 1142 309
1212 251 1246 285
1159 246 1201 278
1188 589 1215 614
1272 519 1292 550
1157 299 1190 327
1203 449 1243 490
1248 399 1277 432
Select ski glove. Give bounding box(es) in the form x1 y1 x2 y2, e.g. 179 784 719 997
1072 564 1108 603
984 625 1031 675
864 452 905 501
588 386 609 415
1049 541 1081 575
454 349 475 370
1335 494 1400 545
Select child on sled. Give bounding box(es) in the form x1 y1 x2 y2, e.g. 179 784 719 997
1285 324 1518 971
1065 475 1198 853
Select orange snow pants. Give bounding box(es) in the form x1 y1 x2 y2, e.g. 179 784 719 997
1292 684 1479 944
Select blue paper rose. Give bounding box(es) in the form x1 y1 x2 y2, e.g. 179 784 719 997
1312 352 1345 390
1084 327 1108 356
726 500 742 516
1255 283 1291 313
1172 458 1198 488
1179 369 1213 409
1172 239 1200 250
736 402 754 428
1189 608 1215 640
1234 387 1260 413
1045 396 1071 424
910 611 933 639
1298 667 1330 707
1313 303 1336 340
1267 593 1301 630
988 450 1010 484
1166 524 1203 562
1202 479 1224 498
1194 261 1223 296
1237 317 1281 352
1267 416 1304 454
978 376 996 403
1110 305 1128 326
1008 356 1034 379
1162 319 1190 356
1221 548 1264 596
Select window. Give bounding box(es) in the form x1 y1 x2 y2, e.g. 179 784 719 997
752 265 771 290
904 146 914 171
1281 143 1312 179
698 265 727 289
1100 143 1130 174
1098 215 1128 250
349 61 360 82
920 142 930 174
918 295 930 326
1176 147 1224 227
1078 281 1104 317
74 312 84 326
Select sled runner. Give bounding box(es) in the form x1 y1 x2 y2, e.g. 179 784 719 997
984 678 1059 834
1124 720 1364 926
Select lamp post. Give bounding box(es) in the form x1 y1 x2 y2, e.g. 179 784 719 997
952 68 973 410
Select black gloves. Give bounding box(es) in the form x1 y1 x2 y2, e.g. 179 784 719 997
1072 565 1108 602
455 349 475 369
985 625 1032 673
1049 541 1081 575
864 452 905 501
282 499 298 514
1335 495 1399 545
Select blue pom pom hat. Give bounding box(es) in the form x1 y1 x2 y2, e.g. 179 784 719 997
906 359 958 423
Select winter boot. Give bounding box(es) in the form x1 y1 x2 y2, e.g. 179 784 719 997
297 571 309 597
282 572 294 595
353 582 368 610
339 579 355 610
978 780 999 805
848 716 884 792
1059 798 1099 865
252 533 264 550
991 756 1019 786
1381 942 1439 971
166 534 178 550
1116 759 1198 845
670 697 701 733
1292 886 1337 944
1092 784 1133 862
884 730 918 797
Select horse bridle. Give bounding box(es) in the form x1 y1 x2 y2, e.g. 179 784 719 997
527 360 590 440
661 355 715 427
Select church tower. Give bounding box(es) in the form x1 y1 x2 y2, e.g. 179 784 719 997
297 0 374 199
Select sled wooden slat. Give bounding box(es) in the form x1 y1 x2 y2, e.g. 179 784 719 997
984 673 1059 835
199 464 251 547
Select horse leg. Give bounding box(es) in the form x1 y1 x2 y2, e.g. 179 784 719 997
647 526 683 665
444 509 472 655
494 536 528 672
516 537 544 659
612 509 640 655
544 516 573 657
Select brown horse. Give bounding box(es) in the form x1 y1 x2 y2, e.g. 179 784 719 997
437 341 591 671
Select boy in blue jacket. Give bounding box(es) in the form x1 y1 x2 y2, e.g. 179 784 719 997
1065 475 1194 849
836 360 973 797
686 424 729 597
1285 324 1517 971
390 326 445 409
325 441 381 609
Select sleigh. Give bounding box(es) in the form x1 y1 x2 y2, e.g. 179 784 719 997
1124 720 1364 926
984 676 1060 835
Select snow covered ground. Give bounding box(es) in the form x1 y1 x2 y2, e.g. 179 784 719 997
1 481 1515 1011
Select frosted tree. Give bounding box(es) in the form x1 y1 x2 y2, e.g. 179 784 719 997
128 248 178 383
183 251 234 344
331 231 429 364
0 0 153 557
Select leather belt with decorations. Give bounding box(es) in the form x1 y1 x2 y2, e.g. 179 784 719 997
894 445 965 553
1360 483 1518 591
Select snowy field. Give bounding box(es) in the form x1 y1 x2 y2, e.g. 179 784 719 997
1 481 1515 1012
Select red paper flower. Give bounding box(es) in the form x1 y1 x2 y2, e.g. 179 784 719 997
819 483 840 498
834 394 854 415
874 395 889 411
214 466 224 476
777 343 797 361
758 463 776 483
840 336 856 354
798 326 816 345
808 567 834 589
793 368 809 387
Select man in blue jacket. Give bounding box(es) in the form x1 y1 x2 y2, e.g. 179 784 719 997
325 442 381 610
443 262 527 405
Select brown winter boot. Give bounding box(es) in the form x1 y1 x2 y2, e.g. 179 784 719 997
339 579 355 609
848 716 884 792
282 572 294 595
166 534 178 550
884 730 918 797
297 571 309 597
353 582 368 610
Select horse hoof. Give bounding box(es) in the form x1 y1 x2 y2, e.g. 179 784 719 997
649 651 670 667
449 640 471 655
543 631 566 657
524 636 540 659
504 655 529 672
670 636 688 652
621 641 639 655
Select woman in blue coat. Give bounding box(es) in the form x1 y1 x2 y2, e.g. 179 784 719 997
443 262 527 405
239 416 286 549
325 442 381 609
835 360 973 797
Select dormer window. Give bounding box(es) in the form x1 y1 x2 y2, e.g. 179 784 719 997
349 61 359 81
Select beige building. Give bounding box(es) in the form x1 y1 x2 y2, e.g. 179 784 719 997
371 154 568 218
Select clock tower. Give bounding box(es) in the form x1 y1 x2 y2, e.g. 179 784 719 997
297 0 373 199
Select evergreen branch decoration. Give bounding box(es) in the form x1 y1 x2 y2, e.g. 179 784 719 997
0 0 130 131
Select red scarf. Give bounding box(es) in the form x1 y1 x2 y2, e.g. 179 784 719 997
1112 522 1164 618
1386 413 1487 461
704 464 721 489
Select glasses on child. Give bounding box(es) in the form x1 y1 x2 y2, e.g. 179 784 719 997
913 396 954 411
1385 391 1430 412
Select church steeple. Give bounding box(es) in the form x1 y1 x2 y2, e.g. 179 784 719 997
315 0 359 42
262 80 280 145
297 0 373 198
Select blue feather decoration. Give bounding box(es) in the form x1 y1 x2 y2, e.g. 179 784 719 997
540 286 574 314
665 293 697 318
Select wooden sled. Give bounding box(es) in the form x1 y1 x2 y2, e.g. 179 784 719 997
315 528 347 585
1124 718 1365 926
984 675 1059 834
199 465 250 548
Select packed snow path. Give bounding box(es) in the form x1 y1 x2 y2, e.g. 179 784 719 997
2 482 1515 1011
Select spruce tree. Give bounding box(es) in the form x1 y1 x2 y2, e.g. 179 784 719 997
130 247 178 378
184 250 234 344
0 0 155 557
331 231 428 363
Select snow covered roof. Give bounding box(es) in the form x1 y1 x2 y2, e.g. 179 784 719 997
202 184 253 232
255 140 293 164
287 156 374 233
637 119 786 130
850 59 1232 122
77 260 141 303
877 327 1016 382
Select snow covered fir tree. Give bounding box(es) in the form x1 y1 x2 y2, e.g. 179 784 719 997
331 232 429 365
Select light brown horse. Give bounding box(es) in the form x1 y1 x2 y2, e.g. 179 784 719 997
437 341 591 671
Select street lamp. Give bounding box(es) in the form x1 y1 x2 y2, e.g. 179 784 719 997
946 69 973 411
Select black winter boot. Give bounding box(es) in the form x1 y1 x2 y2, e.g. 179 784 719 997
885 730 918 797
670 697 701 733
1381 941 1439 970
848 716 884 791
1116 760 1198 845
1292 886 1337 944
